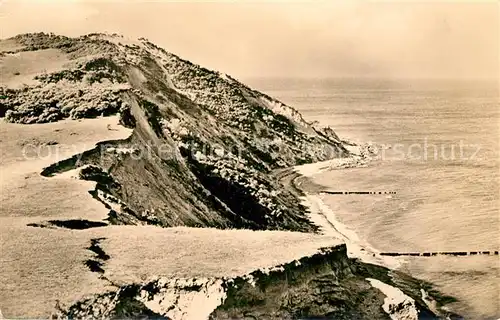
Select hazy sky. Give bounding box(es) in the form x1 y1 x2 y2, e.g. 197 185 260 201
1 1 498 79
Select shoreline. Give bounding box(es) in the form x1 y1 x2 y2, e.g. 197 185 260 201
292 143 403 270
292 142 499 318
289 151 462 318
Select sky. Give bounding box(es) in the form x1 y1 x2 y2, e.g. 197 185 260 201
0 1 498 79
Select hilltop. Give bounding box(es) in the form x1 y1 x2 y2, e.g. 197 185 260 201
1 32 346 231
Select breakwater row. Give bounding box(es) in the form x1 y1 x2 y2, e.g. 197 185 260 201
380 251 499 257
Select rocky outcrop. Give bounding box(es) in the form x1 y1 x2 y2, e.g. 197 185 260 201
137 278 227 320
52 284 169 320
210 245 456 320
366 278 419 320
53 245 456 320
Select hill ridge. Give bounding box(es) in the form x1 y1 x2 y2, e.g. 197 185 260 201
1 32 346 231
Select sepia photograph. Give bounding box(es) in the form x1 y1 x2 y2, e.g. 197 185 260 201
0 1 498 319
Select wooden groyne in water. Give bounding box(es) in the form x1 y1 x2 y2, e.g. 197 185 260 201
318 190 498 258
322 191 397 195
380 251 499 257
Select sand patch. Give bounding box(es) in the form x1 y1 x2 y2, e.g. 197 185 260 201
0 48 70 88
0 117 131 220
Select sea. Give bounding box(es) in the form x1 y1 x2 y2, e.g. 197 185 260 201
247 77 499 319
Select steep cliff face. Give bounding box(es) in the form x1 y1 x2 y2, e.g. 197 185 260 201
52 245 456 320
1 32 346 231
210 245 458 320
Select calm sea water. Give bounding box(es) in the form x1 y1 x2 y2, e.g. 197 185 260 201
248 78 499 319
